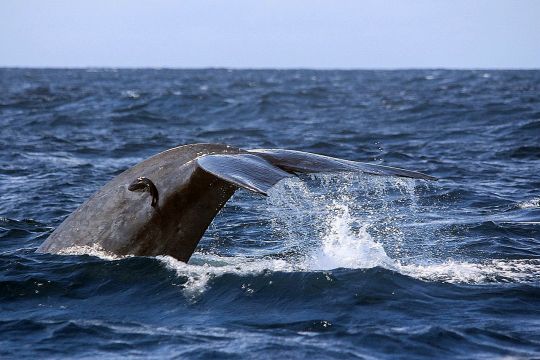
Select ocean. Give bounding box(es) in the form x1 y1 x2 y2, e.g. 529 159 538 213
1 68 539 359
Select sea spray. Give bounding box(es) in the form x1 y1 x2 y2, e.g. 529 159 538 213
261 175 540 284
305 203 395 270
265 174 422 266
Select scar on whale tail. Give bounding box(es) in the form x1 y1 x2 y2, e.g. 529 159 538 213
37 144 436 262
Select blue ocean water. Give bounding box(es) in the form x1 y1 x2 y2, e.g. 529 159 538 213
0 68 539 359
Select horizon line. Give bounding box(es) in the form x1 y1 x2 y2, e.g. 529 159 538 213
1 66 539 71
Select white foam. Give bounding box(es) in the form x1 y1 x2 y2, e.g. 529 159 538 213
518 197 540 209
121 90 140 99
398 259 540 284
157 254 296 300
57 244 126 261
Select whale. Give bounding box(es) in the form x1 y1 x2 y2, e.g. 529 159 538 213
37 143 436 262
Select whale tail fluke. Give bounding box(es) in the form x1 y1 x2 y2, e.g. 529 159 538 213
198 149 436 196
39 144 437 262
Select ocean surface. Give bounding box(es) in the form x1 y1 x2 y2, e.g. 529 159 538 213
0 69 539 359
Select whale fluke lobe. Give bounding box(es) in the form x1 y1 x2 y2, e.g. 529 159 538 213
197 153 294 195
37 143 436 262
249 149 438 181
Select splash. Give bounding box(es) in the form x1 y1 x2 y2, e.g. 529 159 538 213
263 175 540 285
305 203 395 270
265 174 422 267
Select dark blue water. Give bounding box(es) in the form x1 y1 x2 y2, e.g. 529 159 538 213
1 69 539 359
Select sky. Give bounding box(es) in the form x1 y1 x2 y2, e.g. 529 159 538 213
1 0 539 69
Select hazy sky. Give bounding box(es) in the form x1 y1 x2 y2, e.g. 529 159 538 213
1 0 539 68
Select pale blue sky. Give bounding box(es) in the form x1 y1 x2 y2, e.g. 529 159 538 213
1 0 539 68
